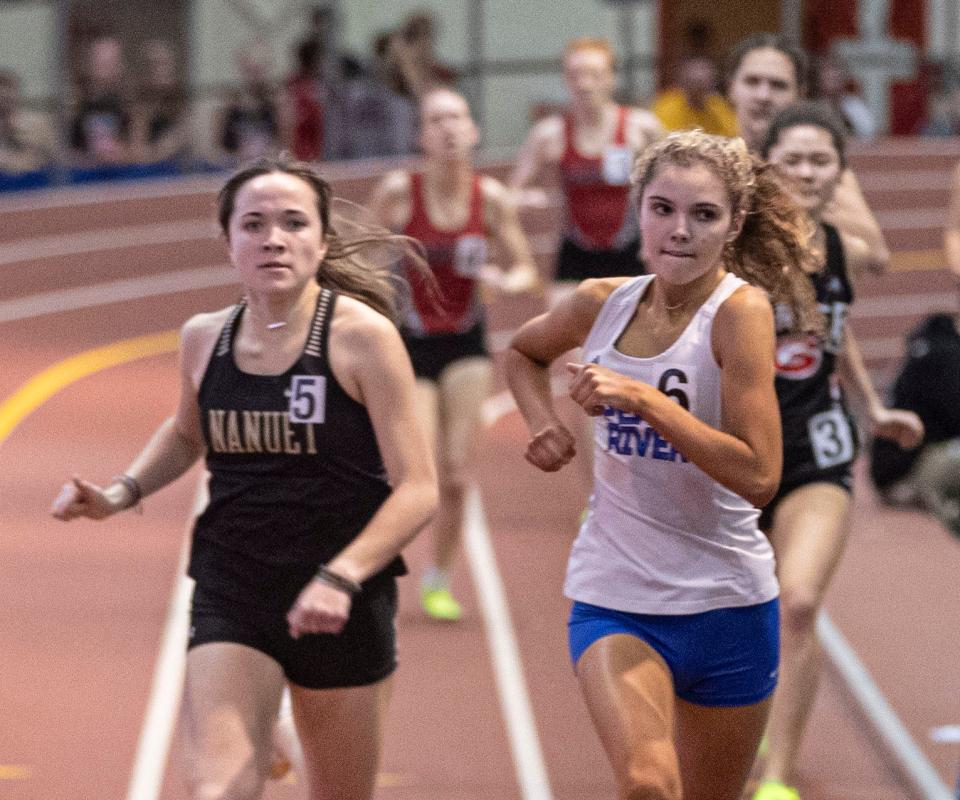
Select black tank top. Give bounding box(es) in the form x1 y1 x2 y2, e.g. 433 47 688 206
188 288 401 608
773 223 856 475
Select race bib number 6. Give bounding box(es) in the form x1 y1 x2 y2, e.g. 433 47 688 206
807 407 854 469
289 375 326 424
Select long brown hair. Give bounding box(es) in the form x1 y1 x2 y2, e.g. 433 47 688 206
217 157 426 325
631 130 821 332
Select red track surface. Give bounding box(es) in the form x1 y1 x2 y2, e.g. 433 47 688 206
1 145 959 799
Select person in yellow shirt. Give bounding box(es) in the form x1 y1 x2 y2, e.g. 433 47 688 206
653 56 738 136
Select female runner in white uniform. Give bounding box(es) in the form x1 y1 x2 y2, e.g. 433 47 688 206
505 130 821 800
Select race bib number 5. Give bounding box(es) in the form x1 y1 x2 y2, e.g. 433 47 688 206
288 375 326 424
807 407 854 469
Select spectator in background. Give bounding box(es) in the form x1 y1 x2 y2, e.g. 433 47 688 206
282 39 325 162
652 55 738 136
68 35 135 167
299 2 365 82
334 30 420 160
388 11 457 100
871 313 960 540
922 83 960 136
216 43 281 164
132 39 190 167
0 69 55 188
870 170 960 537
290 2 370 161
811 54 876 139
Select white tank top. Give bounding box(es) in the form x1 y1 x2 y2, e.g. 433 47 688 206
565 272 778 614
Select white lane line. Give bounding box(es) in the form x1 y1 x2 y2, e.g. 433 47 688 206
0 265 233 323
125 479 207 800
0 223 554 267
851 292 957 319
817 612 955 800
0 177 221 213
875 207 949 229
0 220 217 267
857 336 905 361
0 154 433 214
463 486 553 800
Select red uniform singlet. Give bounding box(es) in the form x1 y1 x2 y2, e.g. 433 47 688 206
559 105 637 251
402 172 488 335
286 74 323 162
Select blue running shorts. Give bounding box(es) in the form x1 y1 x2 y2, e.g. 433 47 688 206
568 598 779 707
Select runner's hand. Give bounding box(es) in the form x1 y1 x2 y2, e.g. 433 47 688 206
567 362 640 416
51 476 121 521
510 187 550 209
478 263 542 297
525 422 576 472
287 579 352 638
872 408 924 449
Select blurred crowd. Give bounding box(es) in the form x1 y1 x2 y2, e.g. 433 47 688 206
0 6 457 190
4 5 960 193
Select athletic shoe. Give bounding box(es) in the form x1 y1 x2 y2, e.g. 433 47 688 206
752 779 800 800
421 585 463 621
270 756 291 781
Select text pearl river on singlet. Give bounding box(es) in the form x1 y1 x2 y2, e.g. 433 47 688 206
565 273 779 615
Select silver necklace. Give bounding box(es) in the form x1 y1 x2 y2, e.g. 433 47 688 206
244 297 289 330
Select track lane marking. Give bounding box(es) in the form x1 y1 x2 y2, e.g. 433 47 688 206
0 765 31 780
126 489 202 800
464 485 553 799
0 330 179 447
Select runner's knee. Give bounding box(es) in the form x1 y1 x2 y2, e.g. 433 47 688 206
779 585 819 634
620 771 681 800
620 752 681 800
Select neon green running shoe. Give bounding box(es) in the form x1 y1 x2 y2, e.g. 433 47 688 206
420 586 463 621
752 780 800 800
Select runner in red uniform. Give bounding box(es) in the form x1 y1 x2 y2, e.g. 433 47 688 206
554 103 638 275
369 87 538 620
509 38 662 492
401 169 488 338
511 37 662 294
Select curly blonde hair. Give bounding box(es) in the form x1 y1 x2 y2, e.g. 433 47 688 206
631 130 821 332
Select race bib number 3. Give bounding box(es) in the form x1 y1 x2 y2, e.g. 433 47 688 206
807 407 854 469
289 375 326 424
602 146 632 185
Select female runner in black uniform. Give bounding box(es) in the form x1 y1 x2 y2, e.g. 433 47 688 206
51 158 438 800
726 33 890 275
750 103 923 800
